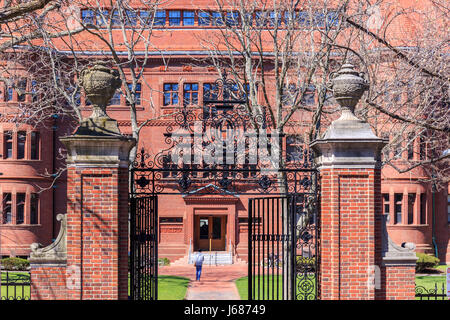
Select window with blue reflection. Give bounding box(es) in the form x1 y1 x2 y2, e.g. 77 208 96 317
183 83 198 105
154 10 166 26
203 83 218 100
226 12 239 26
127 83 141 105
163 83 179 105
96 10 108 27
296 11 310 27
125 10 137 26
183 11 195 26
169 10 181 26
109 91 121 105
211 12 224 26
81 9 95 24
111 10 121 27
326 11 339 28
314 13 325 27
269 11 283 26
198 11 211 26
255 11 268 27
302 84 316 105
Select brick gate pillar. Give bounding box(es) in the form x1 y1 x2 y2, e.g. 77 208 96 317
59 64 135 300
310 62 417 300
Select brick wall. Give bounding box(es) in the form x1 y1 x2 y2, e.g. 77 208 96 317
30 264 67 300
66 166 129 300
320 168 380 300
379 265 416 300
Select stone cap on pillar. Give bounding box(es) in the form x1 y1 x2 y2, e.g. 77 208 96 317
310 62 387 169
60 134 136 168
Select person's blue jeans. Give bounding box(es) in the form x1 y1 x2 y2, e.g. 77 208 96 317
196 265 202 281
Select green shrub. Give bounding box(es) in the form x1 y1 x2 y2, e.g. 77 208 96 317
1 257 30 271
415 253 440 272
158 258 170 266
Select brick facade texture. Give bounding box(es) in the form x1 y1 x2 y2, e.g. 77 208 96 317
319 166 416 300
64 166 129 300
30 265 67 300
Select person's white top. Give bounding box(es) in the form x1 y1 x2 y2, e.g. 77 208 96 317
195 252 205 266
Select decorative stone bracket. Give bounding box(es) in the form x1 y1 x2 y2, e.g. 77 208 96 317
380 214 418 266
29 214 67 264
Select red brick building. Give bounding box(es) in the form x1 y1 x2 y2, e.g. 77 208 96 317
0 0 448 265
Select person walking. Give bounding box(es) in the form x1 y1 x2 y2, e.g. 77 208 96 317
194 249 205 281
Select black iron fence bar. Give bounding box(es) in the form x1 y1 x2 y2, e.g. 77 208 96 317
0 271 31 300
290 195 296 300
415 283 447 300
248 198 253 301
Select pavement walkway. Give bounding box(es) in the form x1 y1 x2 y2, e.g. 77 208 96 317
159 264 248 300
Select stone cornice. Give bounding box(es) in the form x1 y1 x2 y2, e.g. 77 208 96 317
183 196 239 204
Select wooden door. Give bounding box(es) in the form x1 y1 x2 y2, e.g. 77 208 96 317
194 215 227 251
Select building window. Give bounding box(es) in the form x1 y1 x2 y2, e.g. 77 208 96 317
296 11 310 27
81 9 95 24
17 79 27 102
282 84 298 106
30 131 40 160
30 193 39 225
163 83 179 106
126 83 141 105
269 11 283 26
326 11 339 28
407 133 415 160
4 131 13 159
420 193 426 224
382 194 390 216
2 193 12 224
255 11 268 27
393 140 403 159
394 194 403 224
286 135 304 162
159 217 183 223
183 11 195 26
3 131 40 160
125 9 138 26
183 83 198 105
95 9 108 27
16 193 25 224
109 91 122 105
203 83 218 101
154 10 166 26
408 193 415 224
419 135 426 160
199 11 211 26
211 12 224 26
302 85 316 105
226 11 240 26
111 10 121 27
169 10 181 26
17 131 26 159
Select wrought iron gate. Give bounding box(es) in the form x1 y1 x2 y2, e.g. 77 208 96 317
248 189 319 300
128 71 320 300
130 195 158 300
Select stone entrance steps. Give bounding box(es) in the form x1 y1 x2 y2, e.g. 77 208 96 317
171 251 247 266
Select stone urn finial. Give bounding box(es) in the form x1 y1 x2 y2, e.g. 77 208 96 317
328 62 369 121
79 62 122 120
